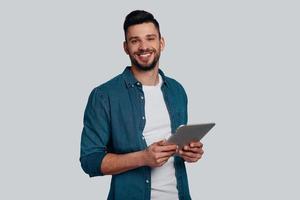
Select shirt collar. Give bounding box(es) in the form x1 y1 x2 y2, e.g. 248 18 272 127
122 66 168 88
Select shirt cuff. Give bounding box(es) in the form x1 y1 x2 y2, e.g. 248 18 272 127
80 151 107 177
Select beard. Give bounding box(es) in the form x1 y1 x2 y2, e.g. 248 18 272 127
129 48 161 72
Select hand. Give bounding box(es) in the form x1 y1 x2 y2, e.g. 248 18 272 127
178 141 204 163
143 140 177 168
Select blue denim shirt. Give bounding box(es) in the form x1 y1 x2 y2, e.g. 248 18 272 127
80 67 191 200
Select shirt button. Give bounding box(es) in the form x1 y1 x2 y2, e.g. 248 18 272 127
131 84 134 87
137 82 141 86
146 179 149 184
141 96 144 100
142 116 145 120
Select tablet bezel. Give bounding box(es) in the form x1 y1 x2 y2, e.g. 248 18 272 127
167 123 215 148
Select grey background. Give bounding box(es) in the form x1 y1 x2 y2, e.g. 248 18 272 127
1 0 299 199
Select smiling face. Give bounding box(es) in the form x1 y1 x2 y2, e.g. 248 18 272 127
123 22 165 71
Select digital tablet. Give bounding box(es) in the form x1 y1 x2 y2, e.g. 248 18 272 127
167 123 215 148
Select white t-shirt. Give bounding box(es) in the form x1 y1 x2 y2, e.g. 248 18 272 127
142 75 179 200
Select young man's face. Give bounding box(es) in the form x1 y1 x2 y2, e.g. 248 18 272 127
124 22 165 71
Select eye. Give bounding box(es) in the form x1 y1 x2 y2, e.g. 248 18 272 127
131 40 137 44
148 37 155 41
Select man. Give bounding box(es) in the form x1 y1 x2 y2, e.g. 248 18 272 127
80 10 204 200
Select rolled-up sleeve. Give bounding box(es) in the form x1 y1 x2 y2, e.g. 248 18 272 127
80 87 111 177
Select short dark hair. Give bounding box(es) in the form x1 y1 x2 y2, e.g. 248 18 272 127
123 10 161 41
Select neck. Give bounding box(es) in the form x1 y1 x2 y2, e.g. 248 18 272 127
131 65 160 86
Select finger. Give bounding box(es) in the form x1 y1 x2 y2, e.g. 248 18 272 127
182 152 202 160
183 145 195 151
181 155 199 163
183 146 204 154
158 144 178 152
180 155 193 162
189 141 203 148
156 157 170 164
155 140 176 148
179 150 201 158
151 143 176 152
156 151 176 158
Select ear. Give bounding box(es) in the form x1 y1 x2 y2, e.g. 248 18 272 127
160 37 165 52
123 41 129 55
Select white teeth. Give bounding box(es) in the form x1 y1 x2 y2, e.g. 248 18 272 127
139 53 151 57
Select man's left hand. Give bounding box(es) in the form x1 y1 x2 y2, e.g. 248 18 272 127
178 141 204 163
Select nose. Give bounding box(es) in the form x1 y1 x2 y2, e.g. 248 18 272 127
138 40 148 51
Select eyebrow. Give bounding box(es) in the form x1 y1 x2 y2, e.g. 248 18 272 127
128 36 139 41
128 34 158 41
146 34 157 38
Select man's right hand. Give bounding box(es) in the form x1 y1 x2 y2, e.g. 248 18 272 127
143 140 177 168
